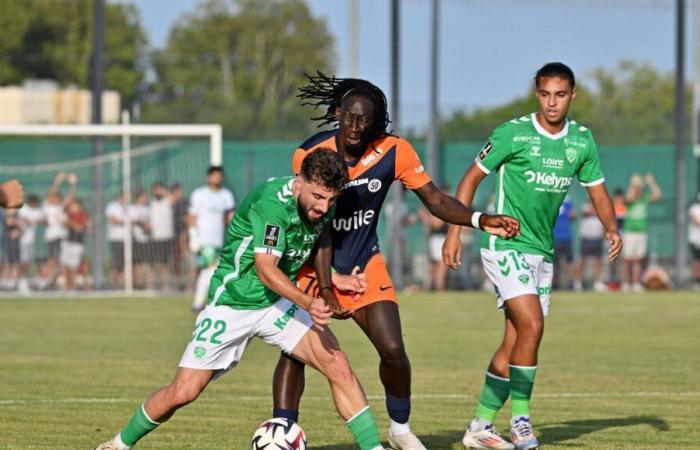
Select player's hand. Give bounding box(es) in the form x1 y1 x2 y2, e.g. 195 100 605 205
307 296 332 329
480 214 520 239
442 233 462 271
0 179 24 208
67 173 78 185
332 266 367 295
606 230 623 262
319 287 353 320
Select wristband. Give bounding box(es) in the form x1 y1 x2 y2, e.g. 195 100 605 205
471 211 483 230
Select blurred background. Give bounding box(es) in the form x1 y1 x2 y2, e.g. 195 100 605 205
0 0 697 295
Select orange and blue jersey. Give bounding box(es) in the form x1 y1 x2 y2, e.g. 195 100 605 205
292 129 431 275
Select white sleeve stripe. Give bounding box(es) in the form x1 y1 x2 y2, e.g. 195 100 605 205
475 159 491 174
580 177 605 187
254 247 283 257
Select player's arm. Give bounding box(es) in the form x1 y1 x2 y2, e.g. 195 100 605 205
586 183 622 262
644 172 662 203
441 163 488 270
0 179 24 209
62 173 78 206
255 253 331 328
312 227 354 319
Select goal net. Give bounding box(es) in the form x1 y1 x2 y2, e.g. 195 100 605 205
0 122 222 295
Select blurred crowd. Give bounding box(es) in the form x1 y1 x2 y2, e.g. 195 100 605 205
0 167 235 293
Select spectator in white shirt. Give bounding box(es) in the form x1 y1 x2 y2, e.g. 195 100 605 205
106 193 127 288
149 182 176 290
689 192 700 290
129 191 151 289
188 166 235 312
575 202 607 292
17 194 45 291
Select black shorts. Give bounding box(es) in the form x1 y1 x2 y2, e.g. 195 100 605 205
555 240 573 261
47 239 62 259
133 241 150 264
581 239 604 257
110 241 125 271
4 238 20 264
691 245 700 260
150 239 174 264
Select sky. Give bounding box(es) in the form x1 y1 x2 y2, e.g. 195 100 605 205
119 0 696 130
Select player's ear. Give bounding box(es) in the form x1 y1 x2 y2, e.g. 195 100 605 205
334 105 342 121
571 87 577 100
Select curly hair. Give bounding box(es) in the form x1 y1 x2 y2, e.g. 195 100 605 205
300 147 348 192
298 71 391 143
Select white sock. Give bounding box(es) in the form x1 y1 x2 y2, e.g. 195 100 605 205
370 447 383 450
192 266 215 309
468 417 492 431
390 419 411 435
114 433 131 450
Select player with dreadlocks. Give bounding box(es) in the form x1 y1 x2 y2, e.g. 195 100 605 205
272 73 520 450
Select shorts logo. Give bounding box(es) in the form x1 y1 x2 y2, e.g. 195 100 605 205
565 147 577 164
497 256 511 276
274 303 299 330
478 141 492 160
368 179 382 193
518 274 530 285
194 346 207 359
264 224 280 247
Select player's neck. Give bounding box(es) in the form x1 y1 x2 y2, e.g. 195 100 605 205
207 184 220 192
534 112 566 135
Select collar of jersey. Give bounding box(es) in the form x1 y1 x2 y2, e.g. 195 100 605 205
530 112 569 140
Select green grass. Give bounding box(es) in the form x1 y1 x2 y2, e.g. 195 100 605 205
0 291 698 449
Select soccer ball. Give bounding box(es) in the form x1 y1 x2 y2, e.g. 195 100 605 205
251 418 307 450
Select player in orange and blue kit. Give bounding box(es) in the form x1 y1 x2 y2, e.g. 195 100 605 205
272 73 520 450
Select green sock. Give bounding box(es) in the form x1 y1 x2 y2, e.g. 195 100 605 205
347 406 382 450
509 365 537 417
474 371 510 422
119 404 160 447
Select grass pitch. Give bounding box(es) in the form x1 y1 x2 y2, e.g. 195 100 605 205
0 291 698 449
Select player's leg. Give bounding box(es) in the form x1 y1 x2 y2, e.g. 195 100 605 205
272 352 306 423
290 324 383 450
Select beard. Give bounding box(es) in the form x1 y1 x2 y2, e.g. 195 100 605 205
297 197 323 224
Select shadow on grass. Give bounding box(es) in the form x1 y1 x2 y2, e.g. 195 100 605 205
538 415 670 445
311 430 465 449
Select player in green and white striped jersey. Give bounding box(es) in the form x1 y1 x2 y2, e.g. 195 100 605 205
94 149 387 450
443 63 623 450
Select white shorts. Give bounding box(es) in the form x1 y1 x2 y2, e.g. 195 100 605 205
622 231 647 259
428 234 446 263
60 241 84 270
20 240 35 264
179 298 313 379
481 249 554 316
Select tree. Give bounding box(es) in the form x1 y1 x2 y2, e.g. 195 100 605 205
0 0 147 107
141 0 336 140
439 61 692 145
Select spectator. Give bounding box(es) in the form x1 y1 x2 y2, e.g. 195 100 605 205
689 192 700 290
17 194 45 293
553 195 576 290
418 187 449 291
0 179 24 209
621 173 662 292
171 183 189 290
1 209 22 290
129 191 151 289
149 182 176 290
106 193 127 289
61 198 90 290
608 188 628 288
188 166 235 312
36 172 76 289
575 202 607 292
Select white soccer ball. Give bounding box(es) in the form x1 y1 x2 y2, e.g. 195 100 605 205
251 418 307 450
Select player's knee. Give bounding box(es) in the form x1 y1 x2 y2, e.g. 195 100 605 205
518 318 544 340
379 342 408 368
318 350 354 383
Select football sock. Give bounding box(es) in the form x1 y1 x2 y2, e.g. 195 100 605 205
474 371 510 423
119 404 160 447
390 419 411 435
347 406 382 450
273 407 299 423
509 365 537 418
192 266 215 310
386 392 411 424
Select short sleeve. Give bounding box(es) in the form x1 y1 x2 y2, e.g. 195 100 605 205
394 139 432 190
250 201 287 258
578 135 605 187
474 123 513 174
225 190 236 210
188 190 201 215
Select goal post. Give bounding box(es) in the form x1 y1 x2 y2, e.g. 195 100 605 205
0 121 222 296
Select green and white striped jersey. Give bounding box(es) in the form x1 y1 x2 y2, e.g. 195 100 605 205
476 113 605 261
208 176 331 309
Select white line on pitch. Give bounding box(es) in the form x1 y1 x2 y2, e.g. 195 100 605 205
1 391 699 406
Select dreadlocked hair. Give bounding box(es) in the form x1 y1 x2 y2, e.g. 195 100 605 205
298 71 391 143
